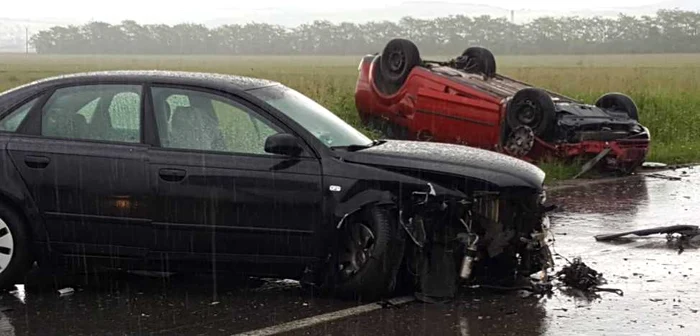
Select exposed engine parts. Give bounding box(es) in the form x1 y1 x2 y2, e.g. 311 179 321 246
391 183 555 301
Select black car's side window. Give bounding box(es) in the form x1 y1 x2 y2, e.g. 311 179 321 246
41 84 142 143
0 97 40 132
151 87 282 155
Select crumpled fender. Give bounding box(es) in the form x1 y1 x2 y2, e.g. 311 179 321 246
333 189 395 228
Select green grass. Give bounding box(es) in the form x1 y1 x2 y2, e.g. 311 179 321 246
2 53 699 182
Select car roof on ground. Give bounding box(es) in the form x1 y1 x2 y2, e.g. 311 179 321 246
7 70 280 93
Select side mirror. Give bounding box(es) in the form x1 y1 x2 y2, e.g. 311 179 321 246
264 133 303 157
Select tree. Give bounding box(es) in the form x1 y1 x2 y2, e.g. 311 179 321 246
29 10 700 55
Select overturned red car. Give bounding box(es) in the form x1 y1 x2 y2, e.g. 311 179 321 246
354 39 651 173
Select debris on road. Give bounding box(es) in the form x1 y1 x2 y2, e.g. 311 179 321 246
641 162 668 169
646 173 682 181
58 287 74 296
595 225 700 254
594 225 699 242
555 257 623 296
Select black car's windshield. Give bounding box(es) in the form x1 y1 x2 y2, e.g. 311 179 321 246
248 84 373 149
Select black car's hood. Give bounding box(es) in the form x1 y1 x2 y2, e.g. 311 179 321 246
340 140 545 189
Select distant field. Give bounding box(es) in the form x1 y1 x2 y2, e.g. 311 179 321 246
2 53 700 179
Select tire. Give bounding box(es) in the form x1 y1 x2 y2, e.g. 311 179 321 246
331 206 404 301
506 88 556 138
461 47 497 78
595 92 639 121
0 204 32 291
379 39 421 89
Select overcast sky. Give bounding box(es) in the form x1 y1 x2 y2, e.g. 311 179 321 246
1 0 685 24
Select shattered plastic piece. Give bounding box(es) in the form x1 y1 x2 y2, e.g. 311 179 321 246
574 147 612 179
642 162 668 168
646 173 682 181
556 258 623 296
58 287 74 296
595 225 699 242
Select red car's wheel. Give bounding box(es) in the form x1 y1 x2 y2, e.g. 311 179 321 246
506 88 556 139
379 39 421 89
460 47 497 78
595 92 639 121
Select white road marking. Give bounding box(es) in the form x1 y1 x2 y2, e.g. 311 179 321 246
232 296 415 336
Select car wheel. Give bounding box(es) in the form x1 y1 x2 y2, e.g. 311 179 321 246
595 92 639 121
460 47 497 78
332 206 404 301
506 88 556 139
379 39 421 89
0 204 32 291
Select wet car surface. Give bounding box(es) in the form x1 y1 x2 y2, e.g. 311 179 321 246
1 168 698 335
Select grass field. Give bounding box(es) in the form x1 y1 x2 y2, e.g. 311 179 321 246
2 53 699 182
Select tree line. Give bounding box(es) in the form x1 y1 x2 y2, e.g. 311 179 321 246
30 9 700 55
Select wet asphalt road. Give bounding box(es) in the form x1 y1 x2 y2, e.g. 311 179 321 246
1 168 699 335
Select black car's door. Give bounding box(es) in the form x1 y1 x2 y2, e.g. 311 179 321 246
6 83 152 257
147 85 323 262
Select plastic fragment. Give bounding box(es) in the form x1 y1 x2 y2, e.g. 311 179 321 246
58 287 74 296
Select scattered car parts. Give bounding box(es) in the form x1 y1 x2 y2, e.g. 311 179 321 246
355 38 651 174
595 225 700 254
556 257 623 296
594 225 700 242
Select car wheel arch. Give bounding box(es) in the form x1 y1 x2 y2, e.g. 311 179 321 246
0 191 46 247
2 150 52 246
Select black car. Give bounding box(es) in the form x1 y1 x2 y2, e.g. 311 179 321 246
0 70 553 300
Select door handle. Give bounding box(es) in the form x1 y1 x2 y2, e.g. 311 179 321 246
24 155 50 169
158 168 187 182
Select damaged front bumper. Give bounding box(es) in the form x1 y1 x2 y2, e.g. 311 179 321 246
522 134 650 173
506 119 651 173
552 122 651 172
399 186 555 300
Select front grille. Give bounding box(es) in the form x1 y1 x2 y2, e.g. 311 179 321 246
472 196 500 226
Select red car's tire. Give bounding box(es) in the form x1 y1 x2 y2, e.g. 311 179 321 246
506 88 556 138
461 47 497 78
379 39 421 89
595 92 639 121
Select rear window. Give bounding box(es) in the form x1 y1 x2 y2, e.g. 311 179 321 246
0 97 39 132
